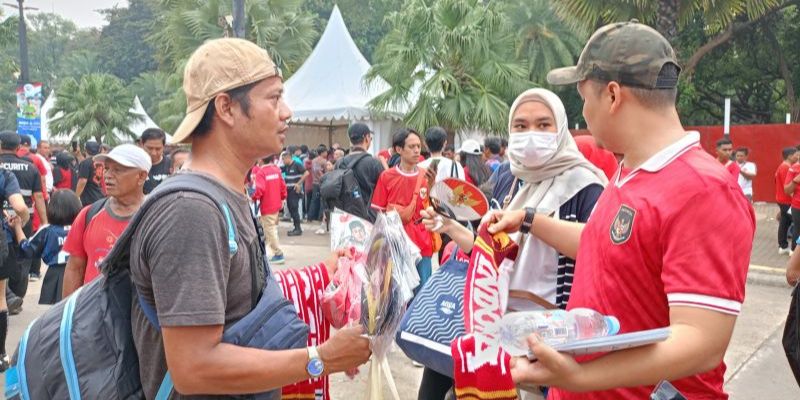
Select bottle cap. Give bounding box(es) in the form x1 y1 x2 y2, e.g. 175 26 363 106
605 316 620 335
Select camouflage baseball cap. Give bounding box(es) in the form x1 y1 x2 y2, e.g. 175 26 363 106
547 20 680 89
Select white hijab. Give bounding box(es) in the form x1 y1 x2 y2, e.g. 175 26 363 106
506 88 607 214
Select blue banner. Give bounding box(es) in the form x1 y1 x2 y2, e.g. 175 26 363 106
16 82 43 142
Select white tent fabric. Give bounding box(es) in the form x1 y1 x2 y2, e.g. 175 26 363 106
283 5 407 153
284 5 402 123
40 92 170 143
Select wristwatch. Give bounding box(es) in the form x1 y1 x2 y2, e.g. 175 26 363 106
306 346 325 378
520 207 535 234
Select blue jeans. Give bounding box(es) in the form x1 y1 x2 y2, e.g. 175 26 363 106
415 257 432 296
308 184 322 221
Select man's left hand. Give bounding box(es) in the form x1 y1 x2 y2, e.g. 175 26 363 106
510 334 584 392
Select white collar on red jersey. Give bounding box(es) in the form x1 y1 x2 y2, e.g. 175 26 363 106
615 131 700 187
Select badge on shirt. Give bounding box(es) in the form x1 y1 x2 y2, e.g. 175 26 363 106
610 204 636 244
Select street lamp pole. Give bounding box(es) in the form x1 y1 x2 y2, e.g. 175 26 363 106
3 0 38 83
232 0 245 38
17 0 28 83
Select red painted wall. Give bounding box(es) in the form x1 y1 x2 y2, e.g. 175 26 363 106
571 124 800 202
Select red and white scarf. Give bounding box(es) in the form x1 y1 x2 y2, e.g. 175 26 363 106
275 264 331 400
452 225 519 400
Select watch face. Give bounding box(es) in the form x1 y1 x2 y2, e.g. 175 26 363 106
307 358 324 377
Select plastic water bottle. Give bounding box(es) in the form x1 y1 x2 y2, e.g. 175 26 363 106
496 308 620 356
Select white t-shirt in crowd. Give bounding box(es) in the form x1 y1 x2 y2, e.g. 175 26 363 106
737 161 756 196
418 155 465 182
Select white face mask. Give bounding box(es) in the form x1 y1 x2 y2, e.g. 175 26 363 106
508 131 559 168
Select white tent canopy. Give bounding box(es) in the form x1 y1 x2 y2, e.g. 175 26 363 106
284 5 405 152
40 91 171 144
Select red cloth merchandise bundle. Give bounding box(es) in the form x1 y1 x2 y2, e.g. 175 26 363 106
274 264 332 400
321 247 365 330
452 224 520 400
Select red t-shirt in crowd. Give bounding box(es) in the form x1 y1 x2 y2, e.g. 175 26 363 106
54 167 73 190
776 161 792 205
252 164 287 215
370 166 433 257
785 163 800 209
550 133 755 400
63 204 133 284
724 160 740 181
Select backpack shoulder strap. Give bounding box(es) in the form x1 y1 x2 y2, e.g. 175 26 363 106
101 173 238 276
339 152 370 170
84 197 109 232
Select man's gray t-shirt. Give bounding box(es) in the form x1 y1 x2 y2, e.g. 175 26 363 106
130 172 256 399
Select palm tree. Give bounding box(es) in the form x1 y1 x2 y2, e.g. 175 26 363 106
367 0 532 136
504 0 585 83
150 0 317 76
48 74 142 145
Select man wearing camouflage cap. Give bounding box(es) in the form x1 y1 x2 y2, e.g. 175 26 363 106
487 21 754 399
128 38 369 399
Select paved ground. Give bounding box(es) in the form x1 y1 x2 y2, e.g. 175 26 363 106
2 204 799 399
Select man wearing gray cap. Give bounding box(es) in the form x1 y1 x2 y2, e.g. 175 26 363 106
62 144 151 297
487 21 754 399
127 38 369 399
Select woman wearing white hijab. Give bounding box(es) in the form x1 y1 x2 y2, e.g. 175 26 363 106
416 88 608 399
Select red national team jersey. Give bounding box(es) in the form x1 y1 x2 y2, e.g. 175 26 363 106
63 204 132 284
785 163 800 209
776 162 792 205
724 160 740 181
370 166 433 257
550 133 754 400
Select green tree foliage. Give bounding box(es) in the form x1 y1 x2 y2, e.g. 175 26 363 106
503 0 585 83
676 6 800 124
48 74 142 145
97 0 159 82
149 0 318 75
130 70 186 133
368 0 532 136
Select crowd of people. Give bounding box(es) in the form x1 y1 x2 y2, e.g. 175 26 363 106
0 19 782 400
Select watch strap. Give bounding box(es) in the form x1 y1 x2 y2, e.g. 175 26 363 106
520 207 535 234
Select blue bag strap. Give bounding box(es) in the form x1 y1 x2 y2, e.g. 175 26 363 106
14 318 36 400
155 372 173 400
60 286 84 400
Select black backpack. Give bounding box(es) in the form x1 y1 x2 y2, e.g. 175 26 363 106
5 173 308 400
320 153 372 221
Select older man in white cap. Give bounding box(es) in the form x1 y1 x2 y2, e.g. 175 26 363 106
62 144 151 297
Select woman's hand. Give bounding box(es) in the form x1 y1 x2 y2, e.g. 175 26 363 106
420 207 451 234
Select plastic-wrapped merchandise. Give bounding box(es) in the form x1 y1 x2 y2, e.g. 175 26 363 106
330 208 373 253
320 211 420 399
359 211 419 400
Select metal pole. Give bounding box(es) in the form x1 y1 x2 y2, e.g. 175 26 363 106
17 0 29 83
232 0 245 38
788 113 792 125
723 98 731 137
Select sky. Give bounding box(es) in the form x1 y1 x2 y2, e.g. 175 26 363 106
2 0 128 29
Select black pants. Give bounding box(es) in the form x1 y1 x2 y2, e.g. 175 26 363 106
780 204 793 249
287 189 302 229
418 368 453 400
308 184 322 221
7 246 28 299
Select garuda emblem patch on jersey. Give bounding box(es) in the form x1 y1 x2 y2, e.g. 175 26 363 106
610 204 636 244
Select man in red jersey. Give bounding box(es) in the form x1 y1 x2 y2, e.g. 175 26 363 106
487 20 754 399
715 138 740 180
776 147 798 254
